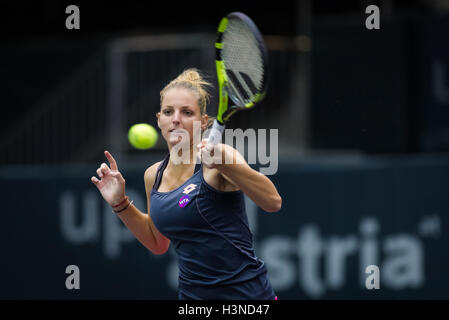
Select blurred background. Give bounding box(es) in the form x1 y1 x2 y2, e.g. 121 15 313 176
1 0 448 299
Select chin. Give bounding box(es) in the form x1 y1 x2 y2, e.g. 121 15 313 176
168 137 191 147
168 139 181 147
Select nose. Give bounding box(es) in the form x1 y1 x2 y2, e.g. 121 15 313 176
172 109 181 125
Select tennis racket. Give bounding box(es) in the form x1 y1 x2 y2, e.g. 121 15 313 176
207 12 269 144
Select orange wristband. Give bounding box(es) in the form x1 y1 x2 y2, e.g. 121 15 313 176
112 196 128 208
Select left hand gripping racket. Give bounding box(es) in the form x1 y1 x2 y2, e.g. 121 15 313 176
207 12 269 145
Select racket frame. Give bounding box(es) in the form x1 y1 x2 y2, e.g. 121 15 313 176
208 12 269 144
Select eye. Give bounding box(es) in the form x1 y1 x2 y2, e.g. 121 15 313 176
183 110 193 116
163 109 172 115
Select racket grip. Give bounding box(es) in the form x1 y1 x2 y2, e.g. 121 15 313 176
207 120 225 145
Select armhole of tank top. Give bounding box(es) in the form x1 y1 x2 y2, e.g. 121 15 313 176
152 154 170 191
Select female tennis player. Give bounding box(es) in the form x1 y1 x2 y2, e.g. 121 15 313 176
91 69 282 300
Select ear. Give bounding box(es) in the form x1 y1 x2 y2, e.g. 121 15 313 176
201 114 209 131
156 112 161 129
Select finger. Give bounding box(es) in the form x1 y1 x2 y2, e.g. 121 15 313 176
91 176 100 184
100 163 111 175
204 144 214 155
105 150 118 171
201 146 213 165
96 168 103 178
202 150 214 166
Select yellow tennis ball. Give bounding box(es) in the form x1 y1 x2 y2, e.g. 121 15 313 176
128 123 158 150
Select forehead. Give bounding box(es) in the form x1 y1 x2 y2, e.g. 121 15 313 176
161 87 199 108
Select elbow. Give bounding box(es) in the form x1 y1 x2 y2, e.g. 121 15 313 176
264 195 282 213
151 248 168 255
273 195 282 212
150 245 169 255
148 239 170 255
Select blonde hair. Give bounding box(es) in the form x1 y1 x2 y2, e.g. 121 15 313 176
160 68 213 116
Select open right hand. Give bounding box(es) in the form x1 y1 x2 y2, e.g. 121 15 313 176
91 150 126 207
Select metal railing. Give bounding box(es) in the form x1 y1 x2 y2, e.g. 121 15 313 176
0 33 309 165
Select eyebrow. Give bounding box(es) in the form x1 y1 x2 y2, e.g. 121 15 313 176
161 105 196 109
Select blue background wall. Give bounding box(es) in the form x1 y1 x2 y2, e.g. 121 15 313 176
1 155 447 299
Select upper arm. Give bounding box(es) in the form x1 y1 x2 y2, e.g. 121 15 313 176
213 144 282 212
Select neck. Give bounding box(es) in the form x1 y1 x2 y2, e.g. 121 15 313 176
167 142 199 171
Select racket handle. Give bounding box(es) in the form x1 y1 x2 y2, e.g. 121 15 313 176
207 119 225 145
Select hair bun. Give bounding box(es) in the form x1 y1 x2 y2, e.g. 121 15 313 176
175 68 204 85
181 69 201 82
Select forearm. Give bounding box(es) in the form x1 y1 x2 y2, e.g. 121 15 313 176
115 201 166 254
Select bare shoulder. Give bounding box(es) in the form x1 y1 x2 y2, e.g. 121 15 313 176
144 161 163 189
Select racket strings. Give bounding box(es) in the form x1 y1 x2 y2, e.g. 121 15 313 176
221 19 265 105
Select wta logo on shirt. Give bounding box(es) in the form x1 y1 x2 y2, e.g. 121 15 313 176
178 195 190 208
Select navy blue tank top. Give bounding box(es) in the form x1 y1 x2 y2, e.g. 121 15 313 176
150 154 275 300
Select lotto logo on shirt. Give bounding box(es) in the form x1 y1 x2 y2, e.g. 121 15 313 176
178 195 190 208
183 184 197 194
